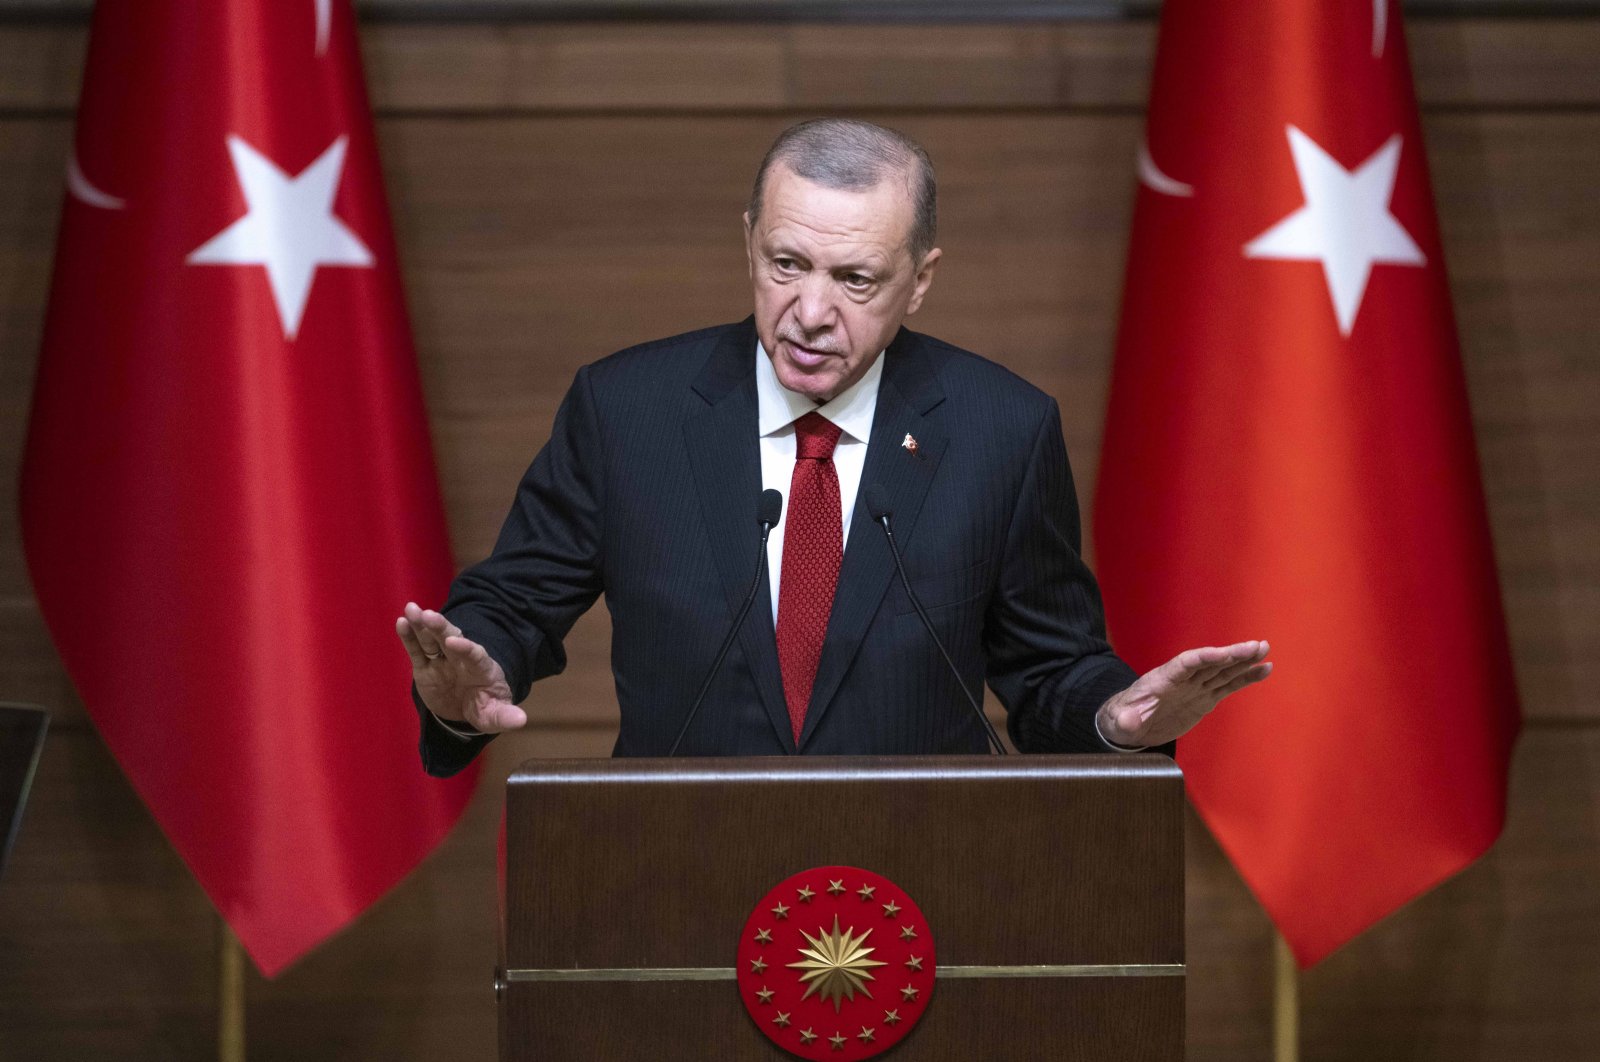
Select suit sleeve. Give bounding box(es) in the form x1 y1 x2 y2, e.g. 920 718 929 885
416 365 607 777
982 399 1147 754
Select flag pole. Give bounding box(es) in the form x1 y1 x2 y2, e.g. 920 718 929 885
218 917 246 1062
1273 930 1298 1062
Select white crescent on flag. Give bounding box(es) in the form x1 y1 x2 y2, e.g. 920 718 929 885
66 153 125 210
1137 139 1195 198
315 0 330 56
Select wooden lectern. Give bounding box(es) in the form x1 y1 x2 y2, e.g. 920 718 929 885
499 755 1183 1060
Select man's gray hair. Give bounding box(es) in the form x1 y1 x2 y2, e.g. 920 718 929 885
748 118 938 264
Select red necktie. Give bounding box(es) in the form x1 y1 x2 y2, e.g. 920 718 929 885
776 411 844 743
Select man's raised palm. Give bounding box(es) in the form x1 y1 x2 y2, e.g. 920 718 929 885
1097 641 1272 748
396 602 527 733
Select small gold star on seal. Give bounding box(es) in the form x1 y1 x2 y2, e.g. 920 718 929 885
750 957 767 974
755 928 773 945
756 986 776 1004
774 1011 792 1027
883 1009 902 1026
797 886 816 903
857 883 877 901
771 902 790 920
829 1032 847 1050
827 879 847 896
900 984 920 1002
799 1028 817 1045
905 955 923 971
899 924 917 941
858 1026 876 1043
882 900 901 918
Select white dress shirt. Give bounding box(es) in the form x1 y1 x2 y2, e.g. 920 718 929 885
754 340 883 624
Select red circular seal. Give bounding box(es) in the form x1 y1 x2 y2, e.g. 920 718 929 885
737 866 936 1060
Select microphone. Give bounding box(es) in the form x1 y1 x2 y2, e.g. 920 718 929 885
865 485 1007 756
669 488 783 755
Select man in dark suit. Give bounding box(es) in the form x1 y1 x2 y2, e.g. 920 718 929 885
398 119 1271 777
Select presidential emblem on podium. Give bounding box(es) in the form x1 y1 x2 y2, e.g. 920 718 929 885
737 867 936 1059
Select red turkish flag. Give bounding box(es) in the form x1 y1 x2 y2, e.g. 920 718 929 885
1094 0 1520 966
20 0 477 975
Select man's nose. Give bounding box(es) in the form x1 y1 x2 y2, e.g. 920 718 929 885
793 273 836 333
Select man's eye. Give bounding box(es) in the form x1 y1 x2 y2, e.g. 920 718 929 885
843 273 873 289
773 257 799 272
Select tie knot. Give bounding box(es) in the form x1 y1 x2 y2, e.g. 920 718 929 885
793 412 842 460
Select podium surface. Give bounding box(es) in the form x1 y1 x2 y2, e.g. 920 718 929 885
501 755 1183 1060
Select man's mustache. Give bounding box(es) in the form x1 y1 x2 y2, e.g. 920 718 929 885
777 330 843 356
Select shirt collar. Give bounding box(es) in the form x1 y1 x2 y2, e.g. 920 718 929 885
755 339 884 443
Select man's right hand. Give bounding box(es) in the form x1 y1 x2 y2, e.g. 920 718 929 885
396 602 527 733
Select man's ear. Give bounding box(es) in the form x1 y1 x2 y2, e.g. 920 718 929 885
904 247 943 317
742 211 756 280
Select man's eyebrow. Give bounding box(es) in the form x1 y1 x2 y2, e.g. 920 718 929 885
834 260 887 275
762 237 890 275
764 241 809 261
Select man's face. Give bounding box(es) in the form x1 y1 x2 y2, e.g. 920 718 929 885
744 163 941 404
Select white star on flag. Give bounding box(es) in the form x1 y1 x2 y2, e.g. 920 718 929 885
188 135 374 340
1244 125 1425 337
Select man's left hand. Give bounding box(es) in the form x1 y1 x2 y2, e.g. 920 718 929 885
1097 641 1273 748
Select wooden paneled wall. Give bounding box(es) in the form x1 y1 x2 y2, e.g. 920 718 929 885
1 17 1597 1061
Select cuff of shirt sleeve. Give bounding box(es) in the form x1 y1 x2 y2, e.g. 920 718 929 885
423 702 483 742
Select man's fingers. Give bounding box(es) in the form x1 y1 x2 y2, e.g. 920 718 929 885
404 601 447 630
403 602 441 656
1172 644 1243 683
1174 641 1269 684
416 606 464 640
405 603 452 659
395 616 431 668
1203 649 1271 691
1215 662 1273 699
443 634 502 679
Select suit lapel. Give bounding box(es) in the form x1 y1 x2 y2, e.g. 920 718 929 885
798 330 947 750
683 319 795 752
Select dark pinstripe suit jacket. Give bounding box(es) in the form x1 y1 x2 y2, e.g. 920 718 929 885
418 318 1138 776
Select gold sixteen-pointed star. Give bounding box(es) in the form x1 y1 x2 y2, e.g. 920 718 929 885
882 900 901 918
771 902 790 920
787 915 889 1012
797 886 816 903
857 883 876 901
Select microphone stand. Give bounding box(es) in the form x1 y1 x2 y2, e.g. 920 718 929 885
669 489 783 755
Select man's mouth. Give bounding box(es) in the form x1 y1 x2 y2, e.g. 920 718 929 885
784 339 838 368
